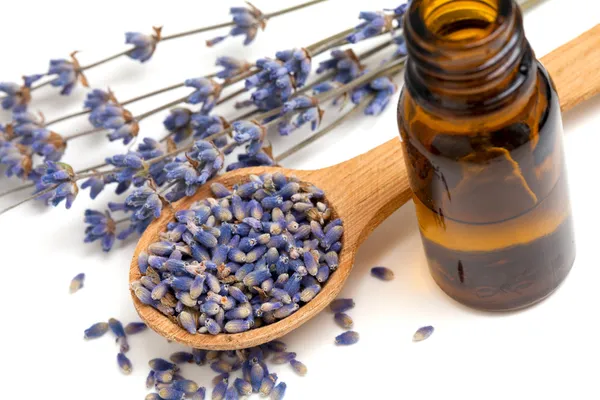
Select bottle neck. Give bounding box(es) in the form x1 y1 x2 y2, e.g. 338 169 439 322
404 0 535 116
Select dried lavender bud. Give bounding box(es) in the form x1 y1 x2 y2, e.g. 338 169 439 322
335 331 359 346
250 360 265 393
145 394 161 400
371 266 395 281
146 371 156 389
84 322 109 339
172 379 199 394
212 378 228 400
270 382 287 400
224 319 252 333
158 387 185 400
290 359 307 376
330 298 355 313
233 377 252 396
225 386 239 400
190 387 206 400
170 352 194 364
334 312 354 329
117 352 132 374
155 369 174 384
69 273 85 293
270 352 296 364
108 318 126 339
413 326 434 342
124 322 147 335
149 358 176 371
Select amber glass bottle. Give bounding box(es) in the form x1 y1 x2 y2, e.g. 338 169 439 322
397 0 575 311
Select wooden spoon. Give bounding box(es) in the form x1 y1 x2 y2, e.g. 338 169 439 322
130 25 600 350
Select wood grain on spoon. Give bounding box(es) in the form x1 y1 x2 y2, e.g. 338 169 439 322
130 25 600 350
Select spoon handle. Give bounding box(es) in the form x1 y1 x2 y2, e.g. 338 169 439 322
543 24 600 113
326 24 600 246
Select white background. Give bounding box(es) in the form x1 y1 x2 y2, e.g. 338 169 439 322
0 0 599 399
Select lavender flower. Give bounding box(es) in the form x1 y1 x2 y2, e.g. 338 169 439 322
40 161 78 208
105 152 146 184
31 128 67 161
0 81 30 113
125 27 162 63
84 89 113 110
47 53 88 95
184 78 222 114
347 11 393 44
0 141 32 178
226 151 274 171
317 49 363 83
216 56 252 79
90 103 139 144
110 188 163 240
278 96 323 134
11 111 45 145
84 210 116 251
164 108 192 142
190 114 228 147
81 176 107 199
232 120 266 156
276 48 312 87
164 140 224 202
352 76 397 115
207 5 265 47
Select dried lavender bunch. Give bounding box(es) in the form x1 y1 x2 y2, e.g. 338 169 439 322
132 172 342 335
0 1 326 107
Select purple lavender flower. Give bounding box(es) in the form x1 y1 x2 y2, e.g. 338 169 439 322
84 209 116 252
11 111 45 145
105 152 145 184
40 161 78 208
31 128 67 161
125 27 162 63
81 176 107 199
392 3 410 21
110 187 163 239
278 96 323 134
24 74 44 88
163 108 192 143
0 141 32 178
190 114 228 147
163 140 224 202
47 53 88 95
232 121 266 156
317 49 363 83
226 151 275 171
352 76 397 115
90 103 139 144
185 78 222 114
207 5 265 47
276 48 312 87
245 59 292 111
216 56 252 79
0 81 29 113
347 11 393 44
84 89 113 110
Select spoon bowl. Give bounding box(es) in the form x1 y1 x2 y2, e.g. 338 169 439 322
130 139 409 350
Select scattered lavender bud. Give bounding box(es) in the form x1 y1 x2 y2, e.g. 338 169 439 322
146 371 156 389
270 352 296 365
225 386 239 400
413 326 434 342
69 273 85 294
108 318 126 339
371 266 395 281
149 358 176 371
290 359 307 376
84 322 109 339
259 373 278 396
124 322 147 335
334 313 354 329
212 378 228 400
330 298 355 313
233 377 252 396
158 387 185 400
146 394 161 400
190 387 206 400
335 331 360 346
211 360 233 374
170 352 194 364
172 379 199 394
270 382 287 400
155 370 174 384
117 352 132 374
